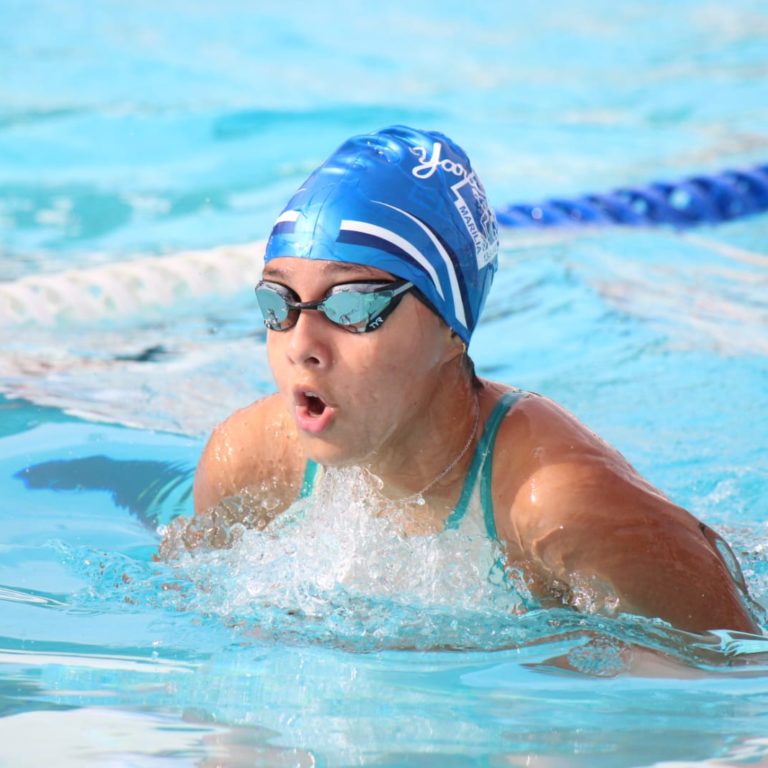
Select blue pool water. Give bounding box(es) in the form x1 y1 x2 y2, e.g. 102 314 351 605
3 1 768 765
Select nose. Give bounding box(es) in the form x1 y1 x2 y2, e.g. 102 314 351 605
285 309 333 369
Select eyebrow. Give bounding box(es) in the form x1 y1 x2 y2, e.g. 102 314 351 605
262 262 387 280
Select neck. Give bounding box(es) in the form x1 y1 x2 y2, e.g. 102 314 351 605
363 362 481 506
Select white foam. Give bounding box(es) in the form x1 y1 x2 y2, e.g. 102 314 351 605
161 467 530 648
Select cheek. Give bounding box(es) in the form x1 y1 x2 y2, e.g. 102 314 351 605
343 327 443 408
376 317 447 380
265 336 292 398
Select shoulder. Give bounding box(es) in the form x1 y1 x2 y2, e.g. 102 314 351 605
484 386 758 632
496 389 628 461
486 386 684 545
194 393 305 513
490 387 644 487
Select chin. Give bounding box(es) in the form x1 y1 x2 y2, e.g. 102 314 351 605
299 434 365 468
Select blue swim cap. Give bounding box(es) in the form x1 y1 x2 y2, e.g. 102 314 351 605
263 125 498 343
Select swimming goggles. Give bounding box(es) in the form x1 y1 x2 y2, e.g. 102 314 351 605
254 279 414 333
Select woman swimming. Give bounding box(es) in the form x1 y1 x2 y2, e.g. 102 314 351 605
166 125 760 635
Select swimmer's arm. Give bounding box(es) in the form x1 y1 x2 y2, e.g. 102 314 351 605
193 420 250 515
160 394 304 555
508 460 760 634
195 393 304 512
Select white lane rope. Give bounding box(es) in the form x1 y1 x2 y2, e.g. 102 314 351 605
0 241 265 327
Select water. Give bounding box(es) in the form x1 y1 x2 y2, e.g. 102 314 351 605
3 1 768 765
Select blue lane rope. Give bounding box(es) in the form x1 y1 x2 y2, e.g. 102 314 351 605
495 163 768 229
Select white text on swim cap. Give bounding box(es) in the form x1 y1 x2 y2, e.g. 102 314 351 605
410 143 496 270
410 142 467 180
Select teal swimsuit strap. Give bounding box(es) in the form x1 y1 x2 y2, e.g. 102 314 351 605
298 458 319 499
444 390 524 536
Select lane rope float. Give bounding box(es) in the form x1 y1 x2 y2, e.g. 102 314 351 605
0 243 263 327
496 162 768 229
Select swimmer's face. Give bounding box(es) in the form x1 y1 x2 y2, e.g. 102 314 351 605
262 257 462 465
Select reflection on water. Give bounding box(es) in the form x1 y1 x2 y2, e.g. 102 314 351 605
4 630 768 768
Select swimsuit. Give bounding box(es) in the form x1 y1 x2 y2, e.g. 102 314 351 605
298 390 525 539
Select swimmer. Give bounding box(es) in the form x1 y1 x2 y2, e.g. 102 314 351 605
165 125 760 635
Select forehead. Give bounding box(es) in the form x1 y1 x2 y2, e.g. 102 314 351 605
262 257 393 283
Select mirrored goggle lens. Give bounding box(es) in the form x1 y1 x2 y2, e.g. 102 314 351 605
254 285 293 330
321 289 393 327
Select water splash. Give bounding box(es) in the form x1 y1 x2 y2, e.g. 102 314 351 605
55 466 536 651
52 465 768 672
156 467 536 650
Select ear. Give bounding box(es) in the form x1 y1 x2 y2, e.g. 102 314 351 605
444 330 467 362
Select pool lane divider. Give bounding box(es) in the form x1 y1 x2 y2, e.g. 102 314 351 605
497 162 768 229
1 161 767 327
0 242 263 327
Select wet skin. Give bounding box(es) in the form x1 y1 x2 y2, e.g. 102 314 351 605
187 257 760 635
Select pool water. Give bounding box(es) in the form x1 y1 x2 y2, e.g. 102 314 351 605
3 1 768 765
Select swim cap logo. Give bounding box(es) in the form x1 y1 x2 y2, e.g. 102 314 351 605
410 142 497 269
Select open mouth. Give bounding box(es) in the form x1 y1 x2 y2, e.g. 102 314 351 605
304 391 326 417
294 389 335 434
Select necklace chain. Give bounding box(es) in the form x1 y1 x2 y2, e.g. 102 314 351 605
367 394 481 505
